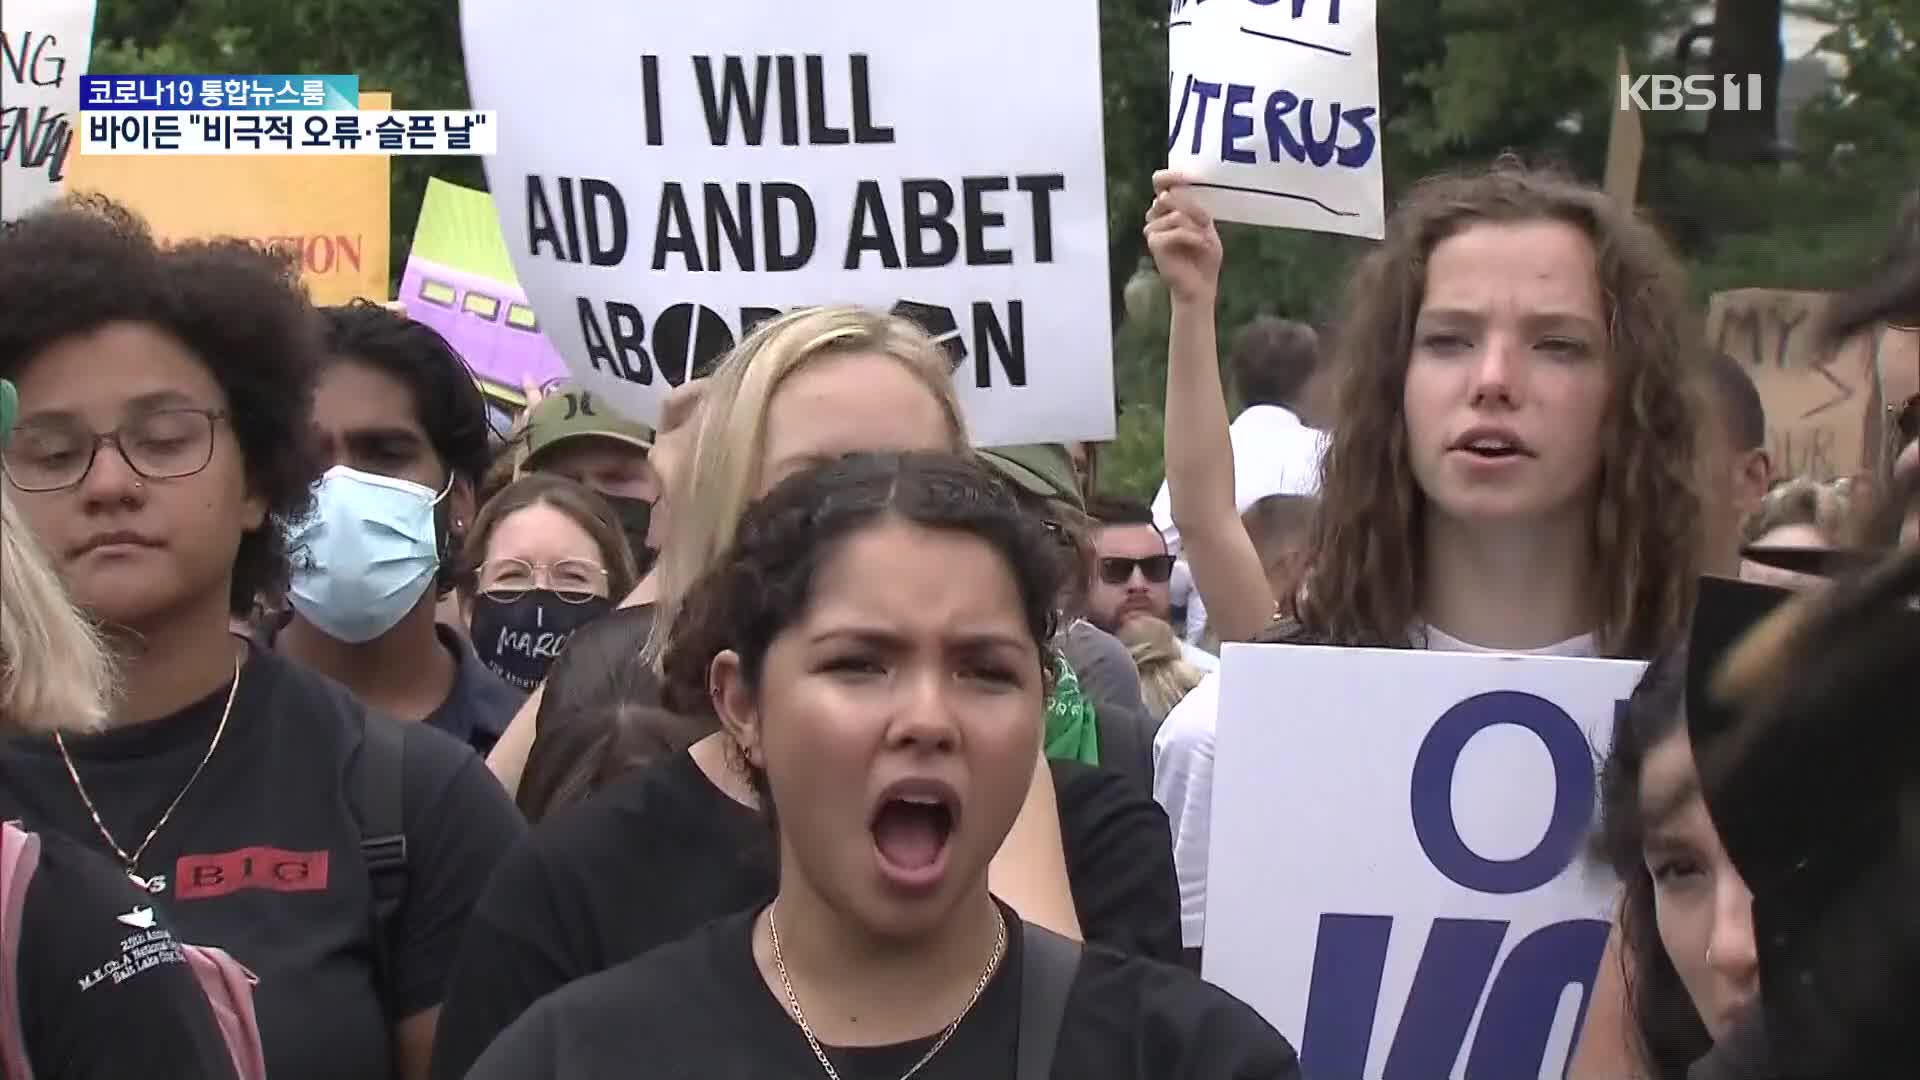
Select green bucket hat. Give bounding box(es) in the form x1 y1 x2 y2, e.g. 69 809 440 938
978 443 1084 511
522 383 656 469
0 379 17 446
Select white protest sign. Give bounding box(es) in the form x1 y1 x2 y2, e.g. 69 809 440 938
461 0 1115 446
1205 644 1646 1079
1167 0 1384 239
1 0 96 220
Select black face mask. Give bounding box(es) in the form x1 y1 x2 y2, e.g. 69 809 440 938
469 590 614 690
601 493 659 578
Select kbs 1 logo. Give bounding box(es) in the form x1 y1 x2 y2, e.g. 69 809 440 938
1620 73 1764 112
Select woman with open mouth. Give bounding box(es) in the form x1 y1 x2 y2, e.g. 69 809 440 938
468 451 1302 1078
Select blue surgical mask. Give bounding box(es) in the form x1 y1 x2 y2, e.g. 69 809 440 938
287 465 452 644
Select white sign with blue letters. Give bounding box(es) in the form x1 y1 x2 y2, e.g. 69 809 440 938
1166 0 1385 238
1204 644 1646 1079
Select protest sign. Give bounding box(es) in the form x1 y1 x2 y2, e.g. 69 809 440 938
1205 644 1646 1079
1166 0 1384 239
1705 287 1890 480
1604 48 1644 208
461 0 1114 445
63 92 392 304
1 0 96 220
402 177 568 396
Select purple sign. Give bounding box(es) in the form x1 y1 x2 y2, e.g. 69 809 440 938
399 256 568 395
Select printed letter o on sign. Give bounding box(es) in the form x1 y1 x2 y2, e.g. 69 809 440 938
1410 690 1594 894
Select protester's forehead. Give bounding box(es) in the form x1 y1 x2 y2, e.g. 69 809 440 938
797 520 1033 640
312 360 424 430
14 323 226 418
1096 522 1165 555
1419 220 1605 322
1638 727 1702 826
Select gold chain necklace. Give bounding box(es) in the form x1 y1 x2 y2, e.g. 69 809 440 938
54 653 242 892
768 900 1007 1080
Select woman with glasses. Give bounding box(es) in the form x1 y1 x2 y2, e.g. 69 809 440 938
2 384 245 1080
457 473 639 691
0 197 524 1080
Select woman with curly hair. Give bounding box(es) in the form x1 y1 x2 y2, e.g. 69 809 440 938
1149 161 1707 967
0 197 523 1080
469 452 1302 1079
3 385 246 1079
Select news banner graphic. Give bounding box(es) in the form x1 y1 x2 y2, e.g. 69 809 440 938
77 74 495 155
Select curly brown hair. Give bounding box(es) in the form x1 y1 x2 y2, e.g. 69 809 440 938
1292 160 1705 659
0 194 323 616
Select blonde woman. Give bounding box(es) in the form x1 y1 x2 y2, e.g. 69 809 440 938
2 466 238 1078
1116 616 1207 725
435 307 1104 1079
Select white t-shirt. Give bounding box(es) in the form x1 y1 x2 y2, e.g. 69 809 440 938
1152 404 1328 559
1179 638 1220 673
1151 626 1598 949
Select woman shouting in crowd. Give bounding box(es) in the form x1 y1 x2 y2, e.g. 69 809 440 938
0 198 524 1080
470 451 1302 1079
432 306 1180 1078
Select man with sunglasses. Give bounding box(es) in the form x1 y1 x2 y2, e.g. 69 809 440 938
1087 497 1219 673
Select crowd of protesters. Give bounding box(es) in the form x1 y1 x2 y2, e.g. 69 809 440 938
1 157 1915 1079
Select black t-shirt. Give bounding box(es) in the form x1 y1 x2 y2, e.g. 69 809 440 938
0 644 526 1080
260 619 525 757
468 899 1300 1079
11 826 239 1080
425 623 527 757
430 750 1180 1079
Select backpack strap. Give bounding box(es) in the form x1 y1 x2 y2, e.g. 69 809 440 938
1016 922 1081 1080
355 719 409 1014
2 822 43 1080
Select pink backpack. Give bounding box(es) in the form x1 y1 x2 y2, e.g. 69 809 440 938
0 821 268 1080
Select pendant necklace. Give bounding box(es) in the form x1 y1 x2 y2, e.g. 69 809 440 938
54 654 242 891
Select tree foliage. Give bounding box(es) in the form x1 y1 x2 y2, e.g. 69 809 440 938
91 0 480 288
84 1 1916 501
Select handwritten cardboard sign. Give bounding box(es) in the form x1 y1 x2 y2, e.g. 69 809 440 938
1705 288 1897 481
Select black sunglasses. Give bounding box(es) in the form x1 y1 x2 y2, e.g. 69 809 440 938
1097 555 1175 586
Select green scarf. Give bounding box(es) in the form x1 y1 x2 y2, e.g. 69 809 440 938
1044 652 1101 766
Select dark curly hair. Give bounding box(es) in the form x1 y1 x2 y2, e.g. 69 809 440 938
316 300 496 490
1594 648 1713 1078
1295 158 1705 659
0 195 322 616
661 451 1063 809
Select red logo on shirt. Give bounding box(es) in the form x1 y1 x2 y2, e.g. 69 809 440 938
174 847 330 900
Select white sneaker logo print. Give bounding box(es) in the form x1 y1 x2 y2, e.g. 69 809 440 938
116 906 156 929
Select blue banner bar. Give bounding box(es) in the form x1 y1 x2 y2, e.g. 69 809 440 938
79 75 360 112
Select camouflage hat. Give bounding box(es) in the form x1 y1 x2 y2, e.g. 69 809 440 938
523 383 654 468
978 443 1084 511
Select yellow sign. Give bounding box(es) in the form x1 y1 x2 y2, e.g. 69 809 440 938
62 92 393 304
